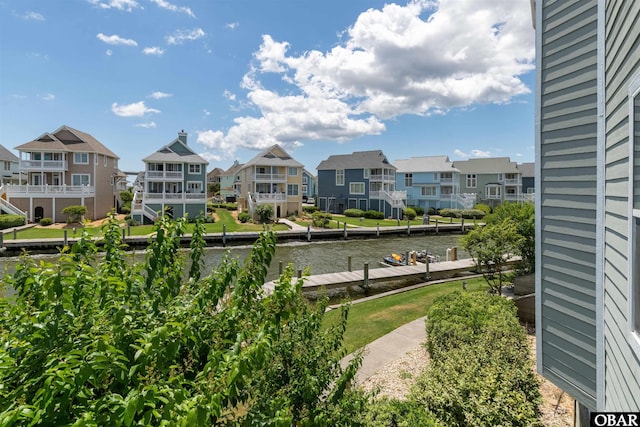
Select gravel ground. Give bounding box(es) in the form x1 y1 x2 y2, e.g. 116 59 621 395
358 332 574 427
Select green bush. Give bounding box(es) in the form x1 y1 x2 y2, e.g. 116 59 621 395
438 208 459 218
255 204 273 223
427 207 437 215
238 211 251 223
38 217 53 226
404 207 417 220
474 203 492 215
362 398 442 427
409 206 425 216
303 205 319 214
120 205 131 214
62 205 87 224
363 210 384 219
312 211 332 228
125 218 140 226
119 190 133 203
344 208 364 218
204 215 215 224
0 214 26 230
461 209 485 219
412 291 542 427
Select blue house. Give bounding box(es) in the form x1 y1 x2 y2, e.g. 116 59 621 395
394 155 462 211
316 150 405 218
132 131 208 223
302 168 316 201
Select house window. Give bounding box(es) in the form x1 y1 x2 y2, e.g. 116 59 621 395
486 185 502 199
104 156 108 167
288 167 298 176
336 170 345 186
405 173 413 187
350 182 365 195
287 184 299 196
497 173 504 182
149 163 164 172
32 174 42 185
628 74 640 356
74 153 89 164
364 169 370 179
466 174 477 188
302 176 308 184
3 161 10 171
167 164 182 172
189 164 201 174
95 154 98 165
421 186 437 197
302 184 308 194
72 174 90 186
187 181 203 193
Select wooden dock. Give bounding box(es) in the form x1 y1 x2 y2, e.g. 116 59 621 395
263 258 484 294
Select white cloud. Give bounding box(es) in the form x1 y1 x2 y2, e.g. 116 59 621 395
201 0 534 156
199 151 222 163
143 46 165 56
106 49 113 56
89 0 141 12
148 91 171 99
203 109 211 116
149 0 195 17
226 22 239 30
23 11 45 21
223 90 236 101
166 28 205 45
41 93 55 101
96 33 137 46
111 101 160 117
135 121 157 128
471 149 491 158
453 149 467 158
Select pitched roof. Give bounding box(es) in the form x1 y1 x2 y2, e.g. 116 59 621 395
207 167 224 177
317 150 394 170
243 144 303 168
14 125 119 159
393 155 459 173
143 134 208 164
0 144 19 162
223 160 245 175
517 162 535 178
452 157 519 174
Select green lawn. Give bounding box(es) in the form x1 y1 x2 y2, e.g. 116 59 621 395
323 277 488 353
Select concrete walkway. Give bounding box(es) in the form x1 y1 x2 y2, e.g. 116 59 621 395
342 316 427 384
278 218 308 231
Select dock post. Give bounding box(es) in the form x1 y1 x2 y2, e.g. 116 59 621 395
0 232 3 247
128 225 131 236
348 256 352 272
407 220 410 236
450 216 453 223
397 218 400 226
222 224 226 247
461 218 465 232
279 261 283 275
13 229 17 240
297 269 302 279
307 224 311 242
425 258 430 281
376 223 380 237
343 221 347 239
405 251 409 264
363 262 369 293
435 219 439 234
64 230 68 246
122 228 126 240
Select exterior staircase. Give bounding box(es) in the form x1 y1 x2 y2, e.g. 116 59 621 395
132 191 159 223
247 192 255 216
0 185 27 220
455 193 476 209
382 190 407 210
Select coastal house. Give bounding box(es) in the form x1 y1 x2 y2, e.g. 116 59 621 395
535 0 640 419
316 150 406 218
131 131 208 223
207 167 224 185
393 155 468 211
0 125 120 222
452 157 523 209
302 168 316 201
518 162 535 199
0 144 20 185
232 145 304 218
219 160 244 202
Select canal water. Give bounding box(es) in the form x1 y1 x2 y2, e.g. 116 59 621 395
1 233 467 284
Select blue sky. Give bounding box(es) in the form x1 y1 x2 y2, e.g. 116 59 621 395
0 0 535 175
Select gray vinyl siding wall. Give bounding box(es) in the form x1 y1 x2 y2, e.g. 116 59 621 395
603 0 640 410
538 0 598 409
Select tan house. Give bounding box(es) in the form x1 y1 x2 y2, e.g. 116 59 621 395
0 125 121 222
234 145 303 218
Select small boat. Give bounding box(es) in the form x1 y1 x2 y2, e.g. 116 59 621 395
382 253 406 266
382 250 440 267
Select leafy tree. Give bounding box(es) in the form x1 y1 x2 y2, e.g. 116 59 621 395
461 218 524 294
61 204 87 224
207 182 220 195
0 214 367 425
486 202 535 273
119 190 134 203
255 204 274 223
312 211 332 228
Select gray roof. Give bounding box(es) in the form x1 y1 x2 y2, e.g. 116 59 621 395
317 150 394 170
143 136 208 164
0 144 18 162
223 160 244 176
15 125 119 159
393 155 459 173
243 144 303 168
517 162 535 178
452 157 519 174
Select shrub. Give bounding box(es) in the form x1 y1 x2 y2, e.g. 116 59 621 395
207 203 215 213
238 211 251 223
255 204 273 223
0 214 26 230
287 214 297 221
344 208 364 218
312 211 332 228
303 205 319 214
120 205 131 214
125 218 140 226
204 215 215 224
427 207 437 215
362 398 441 427
438 208 459 218
404 207 417 220
62 205 87 224
363 210 384 219
460 209 485 219
39 217 53 226
474 203 491 215
119 190 133 203
410 206 425 216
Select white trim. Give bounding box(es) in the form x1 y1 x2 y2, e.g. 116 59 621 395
349 181 365 195
74 152 89 165
627 73 640 366
336 169 345 186
71 173 90 186
595 0 604 411
189 164 201 174
363 168 370 179
534 0 543 378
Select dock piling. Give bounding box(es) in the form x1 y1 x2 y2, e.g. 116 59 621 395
307 224 311 242
64 230 68 246
0 232 3 247
435 219 439 234
426 258 430 281
222 224 226 247
363 262 369 293
348 256 352 272
13 229 17 240
297 269 302 279
343 221 347 239
279 261 283 275
407 220 410 236
376 223 380 237
461 218 465 232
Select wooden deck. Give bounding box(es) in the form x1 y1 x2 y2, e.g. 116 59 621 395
263 258 481 294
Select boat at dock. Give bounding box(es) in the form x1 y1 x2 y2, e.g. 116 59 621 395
381 250 440 267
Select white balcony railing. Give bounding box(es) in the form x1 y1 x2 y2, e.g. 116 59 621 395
504 193 524 201
4 184 95 196
254 192 286 202
143 192 207 202
439 178 454 184
504 179 521 185
369 174 396 182
20 160 67 170
146 171 184 180
254 173 286 182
